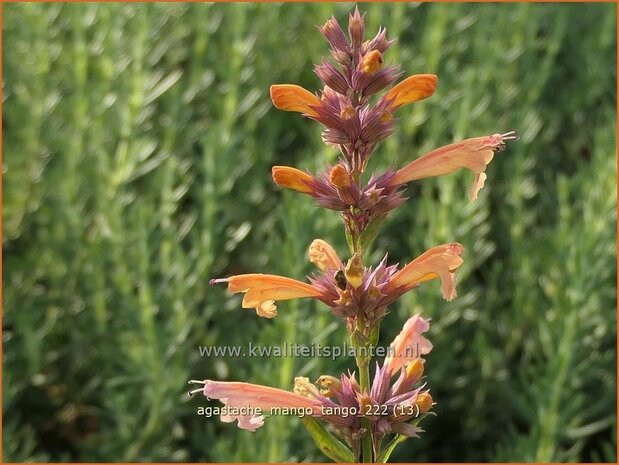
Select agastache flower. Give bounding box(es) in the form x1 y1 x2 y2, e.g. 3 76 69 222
210 240 463 326
385 243 465 302
270 84 321 117
271 166 314 194
272 165 405 222
384 315 432 375
194 8 517 461
340 315 435 442
188 380 323 431
190 315 435 452
384 74 438 110
209 274 322 318
360 50 383 75
391 131 520 201
308 240 464 330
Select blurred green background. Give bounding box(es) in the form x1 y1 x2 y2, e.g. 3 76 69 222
3 2 617 462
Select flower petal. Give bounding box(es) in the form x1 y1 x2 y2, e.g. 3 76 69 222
270 84 321 117
391 132 518 201
223 274 322 317
308 239 343 272
205 380 322 410
385 74 437 109
387 243 464 301
384 314 432 375
203 381 322 431
272 166 314 194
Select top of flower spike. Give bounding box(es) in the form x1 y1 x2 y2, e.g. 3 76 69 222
270 8 437 175
320 7 395 63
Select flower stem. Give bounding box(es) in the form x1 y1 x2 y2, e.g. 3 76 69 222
358 359 374 463
358 362 373 462
353 317 373 462
349 213 373 462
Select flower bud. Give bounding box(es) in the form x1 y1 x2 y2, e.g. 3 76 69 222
270 84 321 116
272 166 314 194
316 375 343 396
344 253 364 289
405 358 424 384
416 391 433 414
320 16 349 54
339 103 356 121
329 164 351 189
357 392 373 415
308 239 342 272
360 50 383 75
348 7 365 48
348 8 365 49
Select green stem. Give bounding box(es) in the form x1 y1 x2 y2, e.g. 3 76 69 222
358 357 373 462
349 200 373 462
353 316 373 462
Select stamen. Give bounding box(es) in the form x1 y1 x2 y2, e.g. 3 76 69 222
187 380 207 397
500 130 520 141
209 278 229 286
188 379 207 385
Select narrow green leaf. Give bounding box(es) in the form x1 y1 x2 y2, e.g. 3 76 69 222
299 416 354 463
357 214 387 257
345 226 355 255
376 434 407 463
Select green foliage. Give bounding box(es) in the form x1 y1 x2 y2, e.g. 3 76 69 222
3 2 616 462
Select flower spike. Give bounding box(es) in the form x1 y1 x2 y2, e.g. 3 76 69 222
196 9 518 461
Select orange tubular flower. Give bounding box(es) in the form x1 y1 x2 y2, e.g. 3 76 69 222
308 239 342 272
390 132 519 201
272 166 314 194
387 243 464 301
270 84 321 117
385 74 438 110
384 314 432 376
188 380 323 431
210 274 322 318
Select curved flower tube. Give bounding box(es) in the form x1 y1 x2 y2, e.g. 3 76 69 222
386 243 464 301
390 131 519 201
384 74 438 110
188 380 323 432
384 314 432 376
210 274 323 318
272 166 315 194
270 84 321 117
